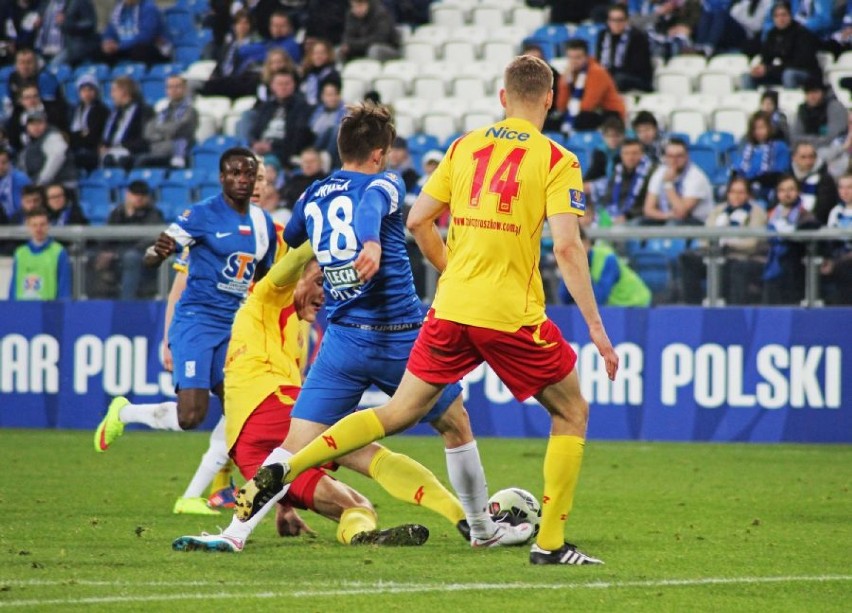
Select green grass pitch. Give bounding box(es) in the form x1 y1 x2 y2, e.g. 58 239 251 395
0 430 850 611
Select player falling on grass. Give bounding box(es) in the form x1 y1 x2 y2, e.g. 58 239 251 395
237 56 619 566
93 148 277 515
222 101 532 549
173 245 476 551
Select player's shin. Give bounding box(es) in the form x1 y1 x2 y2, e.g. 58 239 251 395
336 508 378 544
286 409 386 481
119 401 181 430
369 447 465 525
537 435 585 551
445 441 494 537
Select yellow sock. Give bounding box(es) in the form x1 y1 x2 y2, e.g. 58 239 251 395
286 409 385 483
208 459 233 495
336 507 378 545
369 447 465 526
537 435 586 551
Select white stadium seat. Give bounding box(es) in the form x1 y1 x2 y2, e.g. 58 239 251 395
394 97 432 122
666 55 707 74
463 110 500 132
410 24 451 46
372 77 407 103
342 59 382 81
394 112 418 138
452 76 488 100
837 50 852 68
720 91 761 111
482 40 517 65
778 89 805 117
443 40 479 64
430 5 466 28
431 97 467 119
468 96 504 116
698 72 736 96
381 60 419 80
222 112 241 137
231 96 256 114
472 5 507 28
183 60 216 83
450 25 489 46
422 113 459 142
404 41 439 64
412 76 448 101
511 6 547 30
194 96 231 124
457 60 502 80
341 77 369 103
656 72 692 96
707 53 749 75
669 109 707 143
195 113 219 142
680 94 721 117
712 108 749 140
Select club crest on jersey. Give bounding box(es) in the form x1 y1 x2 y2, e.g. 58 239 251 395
24 274 43 292
569 189 586 212
219 252 256 295
178 209 192 222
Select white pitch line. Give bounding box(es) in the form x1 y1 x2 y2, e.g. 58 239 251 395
0 575 850 608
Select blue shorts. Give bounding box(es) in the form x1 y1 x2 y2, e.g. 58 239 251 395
169 315 230 392
292 324 462 426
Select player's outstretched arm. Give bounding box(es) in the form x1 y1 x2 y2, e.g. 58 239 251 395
550 212 619 381
143 232 177 268
267 241 315 288
407 192 449 273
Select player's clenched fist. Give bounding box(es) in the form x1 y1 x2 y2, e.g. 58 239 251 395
353 241 381 282
144 233 177 267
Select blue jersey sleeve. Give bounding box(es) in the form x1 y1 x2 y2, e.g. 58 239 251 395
262 214 277 268
283 193 309 247
165 206 206 248
354 172 406 244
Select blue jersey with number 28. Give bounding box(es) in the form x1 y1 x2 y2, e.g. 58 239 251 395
284 169 422 327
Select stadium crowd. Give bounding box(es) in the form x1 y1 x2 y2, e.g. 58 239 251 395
0 0 850 304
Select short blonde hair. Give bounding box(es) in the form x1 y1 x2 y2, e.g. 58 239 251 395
504 55 553 103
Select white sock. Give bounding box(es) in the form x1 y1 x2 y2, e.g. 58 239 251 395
181 416 229 499
223 447 293 543
119 401 181 431
445 440 494 537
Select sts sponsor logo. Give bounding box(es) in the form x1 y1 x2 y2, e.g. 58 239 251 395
569 189 586 212
218 252 256 295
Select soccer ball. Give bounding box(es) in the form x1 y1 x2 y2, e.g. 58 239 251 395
488 487 541 537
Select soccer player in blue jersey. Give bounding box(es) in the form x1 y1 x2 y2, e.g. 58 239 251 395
197 103 533 550
94 148 277 514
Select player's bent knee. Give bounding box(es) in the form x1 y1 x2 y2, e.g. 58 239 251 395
176 405 206 430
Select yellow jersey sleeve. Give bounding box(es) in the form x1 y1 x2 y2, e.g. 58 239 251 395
546 150 586 218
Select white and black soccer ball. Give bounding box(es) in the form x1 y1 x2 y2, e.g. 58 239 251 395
488 487 541 537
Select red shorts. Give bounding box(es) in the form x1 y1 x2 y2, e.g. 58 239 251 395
407 309 577 401
230 386 331 511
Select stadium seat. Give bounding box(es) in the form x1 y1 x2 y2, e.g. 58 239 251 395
666 131 692 145
835 49 852 68
656 71 692 96
174 44 203 65
688 145 722 183
110 62 146 80
697 72 735 95
452 76 488 100
158 182 195 220
696 131 737 158
467 96 503 116
47 63 72 83
422 113 459 144
570 146 591 176
0 65 13 83
462 111 499 132
630 249 670 296
146 63 184 80
231 96 256 114
482 40 517 65
712 108 748 140
78 180 113 212
430 5 466 29
194 96 232 125
409 24 451 46
88 167 127 191
720 91 761 110
404 41 439 64
341 77 368 103
521 37 557 62
372 76 407 103
707 53 749 75
127 168 168 188
511 6 546 30
63 78 80 105
412 76 448 101
645 238 689 262
472 5 507 28
341 58 382 82
164 7 196 44
680 94 720 117
567 131 605 151
544 131 566 146
442 40 479 64
393 97 431 123
573 23 603 56
140 76 166 103
669 109 707 143
201 134 241 152
778 89 805 116
407 132 442 156
183 60 216 83
80 200 110 225
168 168 209 189
439 132 463 150
666 55 707 74
531 24 572 56
198 181 221 199
431 97 467 119
193 149 222 174
381 60 419 80
394 112 418 138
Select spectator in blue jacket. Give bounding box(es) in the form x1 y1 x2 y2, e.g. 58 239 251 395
101 0 170 66
36 0 99 67
792 0 836 38
733 111 791 203
0 148 32 225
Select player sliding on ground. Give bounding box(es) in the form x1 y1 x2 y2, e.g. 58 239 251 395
174 248 464 550
198 102 532 550
237 56 619 566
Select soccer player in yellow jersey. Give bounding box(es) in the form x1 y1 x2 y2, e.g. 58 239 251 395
173 243 476 552
238 55 619 565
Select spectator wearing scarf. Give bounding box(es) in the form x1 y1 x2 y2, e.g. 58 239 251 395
101 76 153 170
596 4 653 92
643 138 714 225
598 139 655 224
101 0 169 66
136 76 198 169
44 183 88 226
820 173 852 304
762 174 819 304
556 39 625 133
733 111 790 201
36 0 99 67
793 0 835 38
789 141 836 225
790 80 848 150
299 39 341 107
680 177 768 304
69 75 109 173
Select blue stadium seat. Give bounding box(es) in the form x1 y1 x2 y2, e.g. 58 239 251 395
630 249 670 295
198 181 220 199
0 65 14 84
168 168 210 189
127 168 168 189
110 62 147 80
87 168 127 199
544 131 566 146
688 145 721 182
666 131 692 145
80 200 110 225
644 238 689 262
158 182 195 220
174 44 203 65
567 131 604 151
695 131 736 158
201 135 241 152
0 81 7 102
532 25 572 54
74 63 110 82
441 132 463 150
47 63 73 83
146 63 184 80
193 150 221 174
574 24 603 56
79 180 114 214
521 37 556 62
140 76 167 103
63 78 80 104
406 133 441 156
164 7 196 44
